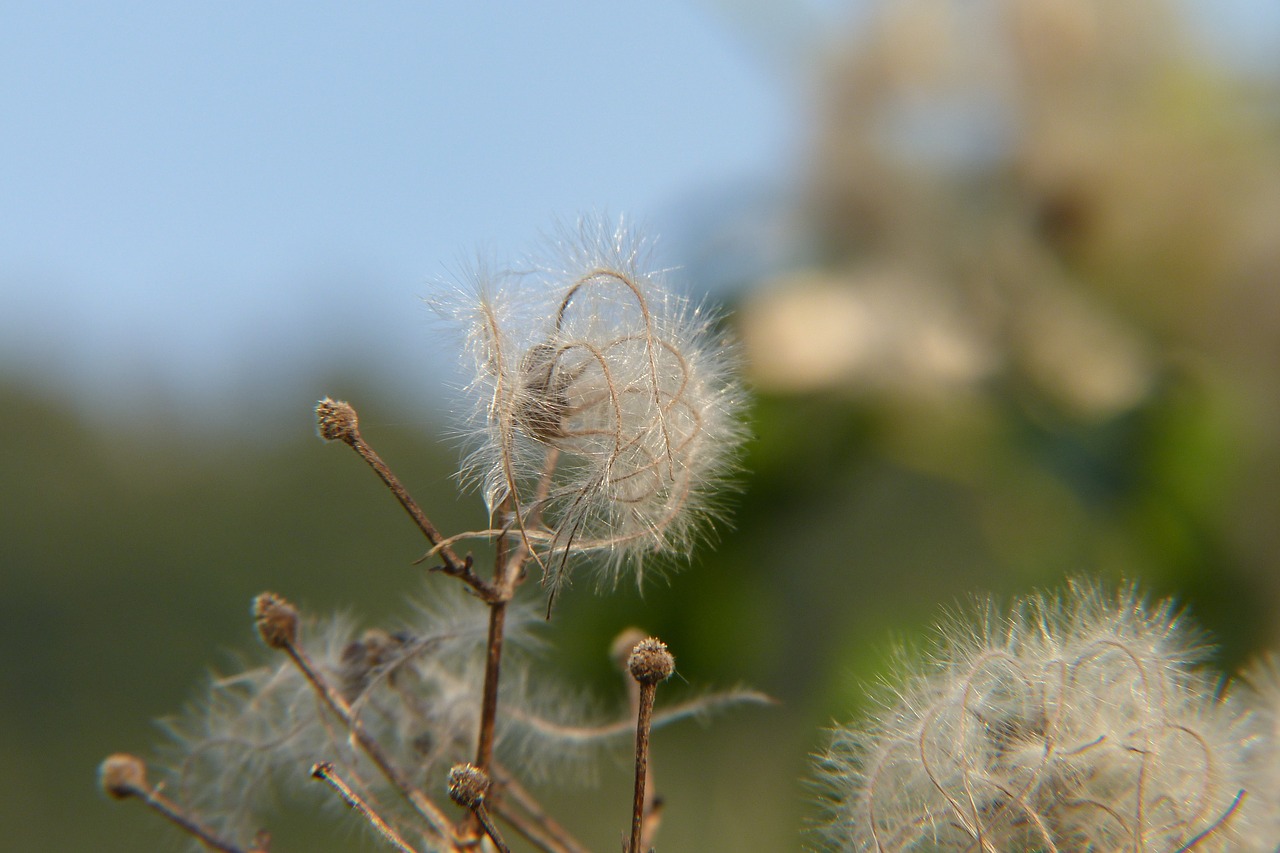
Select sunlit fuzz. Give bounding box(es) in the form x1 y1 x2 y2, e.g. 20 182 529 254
446 218 746 596
150 586 542 848
816 581 1264 852
1239 656 1280 849
146 584 764 849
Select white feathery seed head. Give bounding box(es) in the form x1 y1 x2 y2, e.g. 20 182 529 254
147 583 766 850
154 586 520 848
1239 655 1280 848
443 216 746 595
817 580 1266 852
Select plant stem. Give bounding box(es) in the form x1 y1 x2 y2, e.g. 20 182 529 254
130 782 249 853
311 762 421 853
472 802 512 853
629 680 658 853
475 599 507 772
335 413 493 598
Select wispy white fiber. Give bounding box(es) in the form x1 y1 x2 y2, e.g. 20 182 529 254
439 216 746 597
817 580 1270 852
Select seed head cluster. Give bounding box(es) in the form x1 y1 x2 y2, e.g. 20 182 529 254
446 218 746 594
817 581 1276 851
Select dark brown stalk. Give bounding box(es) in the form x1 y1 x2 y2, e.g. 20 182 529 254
311 762 421 853
625 638 674 853
473 451 557 773
629 681 658 853
100 759 250 853
317 398 492 598
472 803 512 853
448 764 512 853
475 598 507 772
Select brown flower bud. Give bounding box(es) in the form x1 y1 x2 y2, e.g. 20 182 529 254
628 637 675 685
315 397 358 442
99 753 147 800
253 592 299 650
447 762 490 809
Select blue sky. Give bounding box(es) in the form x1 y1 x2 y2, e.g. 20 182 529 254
2 1 1276 426
1 2 802 422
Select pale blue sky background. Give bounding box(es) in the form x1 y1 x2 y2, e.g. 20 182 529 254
2 1 1277 427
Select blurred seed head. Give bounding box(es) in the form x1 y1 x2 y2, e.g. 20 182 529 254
817 580 1267 851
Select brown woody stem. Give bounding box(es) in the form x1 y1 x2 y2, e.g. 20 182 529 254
629 680 658 853
115 778 249 853
322 400 492 598
625 638 674 853
475 599 507 772
311 762 420 853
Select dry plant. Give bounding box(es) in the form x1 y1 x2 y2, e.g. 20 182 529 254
98 219 763 853
815 580 1280 852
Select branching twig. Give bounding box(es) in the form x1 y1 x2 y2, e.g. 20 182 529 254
449 764 512 853
99 754 258 853
316 398 492 598
252 592 455 845
626 638 675 853
311 761 421 853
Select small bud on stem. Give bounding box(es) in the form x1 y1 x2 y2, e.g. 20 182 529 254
315 397 359 442
98 754 250 853
627 637 674 853
252 592 299 650
448 763 510 853
99 753 147 800
310 762 418 853
628 638 675 686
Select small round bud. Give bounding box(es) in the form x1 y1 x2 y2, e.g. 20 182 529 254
253 592 299 650
628 637 675 685
447 763 490 809
99 753 147 800
316 397 358 442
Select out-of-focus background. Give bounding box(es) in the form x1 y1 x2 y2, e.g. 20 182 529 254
4 1 1280 850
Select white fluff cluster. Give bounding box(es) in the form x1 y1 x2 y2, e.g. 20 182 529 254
447 218 745 594
818 581 1275 852
155 586 764 850
158 589 497 847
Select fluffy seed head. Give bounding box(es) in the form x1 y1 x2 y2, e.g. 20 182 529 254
817 581 1261 851
446 217 746 595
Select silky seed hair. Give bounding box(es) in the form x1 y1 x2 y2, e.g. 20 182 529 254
445 217 746 598
817 580 1262 852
